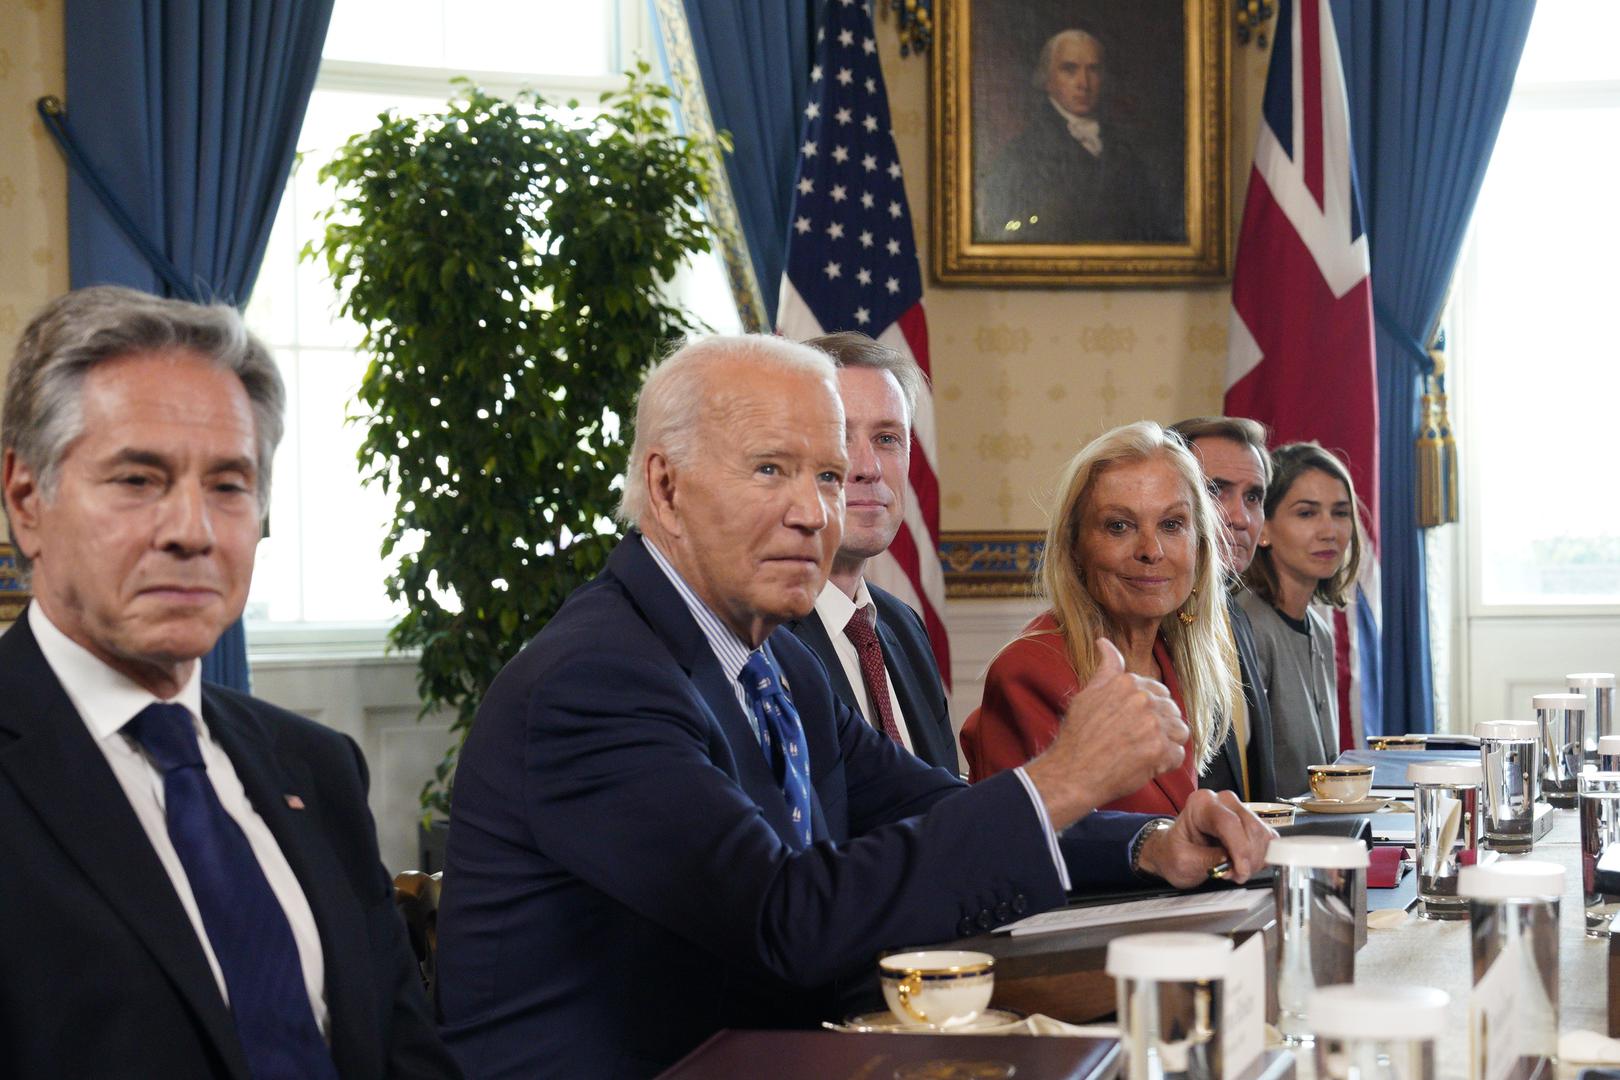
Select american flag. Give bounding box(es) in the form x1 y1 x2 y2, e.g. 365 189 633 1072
1226 0 1382 748
777 0 949 687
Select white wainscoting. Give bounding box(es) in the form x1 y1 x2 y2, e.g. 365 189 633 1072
944 596 1044 742
1463 614 1620 731
250 653 453 876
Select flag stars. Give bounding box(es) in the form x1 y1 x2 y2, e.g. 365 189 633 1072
798 176 814 195
865 77 877 94
794 216 812 235
832 145 850 164
836 107 853 125
858 230 874 248
811 64 823 82
837 67 854 86
863 114 878 133
856 267 873 285
860 191 875 209
861 153 877 172
854 307 871 325
805 102 820 120
863 37 876 55
885 277 900 294
887 161 902 179
802 139 818 158
838 28 854 47
824 261 842 280
831 184 848 202
886 238 901 255
888 200 902 218
826 221 845 240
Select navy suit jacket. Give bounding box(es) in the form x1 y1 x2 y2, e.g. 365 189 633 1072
0 614 458 1079
436 533 1150 1078
785 583 960 773
1200 591 1279 802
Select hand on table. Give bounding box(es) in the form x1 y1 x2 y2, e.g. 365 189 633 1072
1136 789 1275 888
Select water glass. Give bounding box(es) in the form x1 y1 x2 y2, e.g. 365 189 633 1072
1310 985 1448 1080
1475 721 1539 852
1409 760 1481 920
1108 933 1231 1080
1268 836 1367 1044
1569 672 1615 762
1581 771 1620 937
1532 693 1584 807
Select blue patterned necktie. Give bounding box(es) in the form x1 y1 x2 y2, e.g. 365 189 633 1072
739 651 814 850
123 703 338 1080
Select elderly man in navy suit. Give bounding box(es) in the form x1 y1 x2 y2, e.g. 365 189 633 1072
0 287 458 1079
435 334 1274 1079
784 332 958 772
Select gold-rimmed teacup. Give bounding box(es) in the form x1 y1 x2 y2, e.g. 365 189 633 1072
1308 764 1375 803
878 950 995 1029
1243 801 1297 827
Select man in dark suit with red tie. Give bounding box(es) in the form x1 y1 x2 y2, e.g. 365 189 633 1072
0 287 458 1079
785 332 958 773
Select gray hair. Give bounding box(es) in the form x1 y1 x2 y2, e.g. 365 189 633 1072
3 286 285 572
1033 28 1106 91
617 334 838 526
803 331 927 429
1167 415 1273 486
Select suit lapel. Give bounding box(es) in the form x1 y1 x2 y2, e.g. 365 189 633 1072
872 615 946 767
202 688 376 1078
0 618 251 1079
787 613 862 716
611 534 815 845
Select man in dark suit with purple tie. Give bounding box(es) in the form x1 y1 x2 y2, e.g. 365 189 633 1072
0 287 458 1079
435 334 1275 1078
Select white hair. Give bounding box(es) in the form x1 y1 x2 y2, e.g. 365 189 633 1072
616 334 838 526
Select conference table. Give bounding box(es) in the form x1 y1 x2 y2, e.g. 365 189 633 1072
950 807 1614 1080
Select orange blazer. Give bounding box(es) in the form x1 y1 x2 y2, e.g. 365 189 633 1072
960 612 1196 816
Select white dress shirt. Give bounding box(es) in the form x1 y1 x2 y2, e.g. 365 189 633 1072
811 579 914 754
29 603 330 1035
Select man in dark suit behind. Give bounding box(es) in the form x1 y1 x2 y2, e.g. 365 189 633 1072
0 287 458 1079
1171 416 1280 803
785 332 957 772
435 334 1275 1078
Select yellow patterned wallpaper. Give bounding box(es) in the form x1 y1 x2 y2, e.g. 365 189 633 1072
880 20 1270 531
0 0 67 419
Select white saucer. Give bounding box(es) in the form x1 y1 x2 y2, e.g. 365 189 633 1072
837 1008 1026 1034
1286 794 1394 814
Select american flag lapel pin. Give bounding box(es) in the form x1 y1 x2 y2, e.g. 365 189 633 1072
284 793 306 810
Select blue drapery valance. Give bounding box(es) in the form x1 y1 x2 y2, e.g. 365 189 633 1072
1330 0 1535 733
61 0 335 689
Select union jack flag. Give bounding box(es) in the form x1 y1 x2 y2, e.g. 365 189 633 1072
777 0 949 687
1226 0 1381 747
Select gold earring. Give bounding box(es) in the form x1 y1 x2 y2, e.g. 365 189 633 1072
1178 586 1198 626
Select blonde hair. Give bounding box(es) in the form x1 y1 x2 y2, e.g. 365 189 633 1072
1032 421 1236 771
1243 441 1366 608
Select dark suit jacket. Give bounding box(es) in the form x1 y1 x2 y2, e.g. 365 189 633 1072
785 583 959 773
435 533 1151 1079
0 614 458 1080
1200 591 1280 802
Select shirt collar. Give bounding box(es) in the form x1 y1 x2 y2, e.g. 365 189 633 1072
642 535 757 684
28 601 205 742
813 577 876 636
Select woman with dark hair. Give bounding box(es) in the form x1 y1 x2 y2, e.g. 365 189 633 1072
1240 442 1366 797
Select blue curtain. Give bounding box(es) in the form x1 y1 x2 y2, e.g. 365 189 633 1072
665 0 819 326
1329 0 1534 735
63 0 335 690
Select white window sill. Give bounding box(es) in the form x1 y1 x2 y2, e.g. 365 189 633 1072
245 621 414 667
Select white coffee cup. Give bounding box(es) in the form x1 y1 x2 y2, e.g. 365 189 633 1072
878 949 995 1028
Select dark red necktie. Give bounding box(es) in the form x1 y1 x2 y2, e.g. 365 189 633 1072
842 608 905 746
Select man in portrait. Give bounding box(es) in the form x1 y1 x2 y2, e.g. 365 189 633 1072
977 27 1182 245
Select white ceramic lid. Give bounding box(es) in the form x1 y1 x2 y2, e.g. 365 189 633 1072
1308 985 1449 1039
1407 760 1483 785
1105 933 1231 980
1475 720 1539 740
1458 860 1564 900
1599 736 1620 756
1266 835 1369 869
1569 673 1616 689
1532 692 1586 710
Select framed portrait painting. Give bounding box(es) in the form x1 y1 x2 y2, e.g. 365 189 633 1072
931 0 1229 285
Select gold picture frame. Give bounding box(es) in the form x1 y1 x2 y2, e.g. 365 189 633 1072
931 0 1229 285
0 542 29 624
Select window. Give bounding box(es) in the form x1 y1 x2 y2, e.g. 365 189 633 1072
244 1 738 645
1454 0 1620 609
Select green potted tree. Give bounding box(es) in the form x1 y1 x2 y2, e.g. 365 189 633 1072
311 67 720 857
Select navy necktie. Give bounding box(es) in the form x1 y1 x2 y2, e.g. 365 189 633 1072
123 703 338 1080
739 651 814 850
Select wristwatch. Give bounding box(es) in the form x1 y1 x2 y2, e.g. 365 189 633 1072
1128 818 1175 879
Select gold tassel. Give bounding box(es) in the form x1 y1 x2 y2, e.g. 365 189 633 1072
1416 342 1459 528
